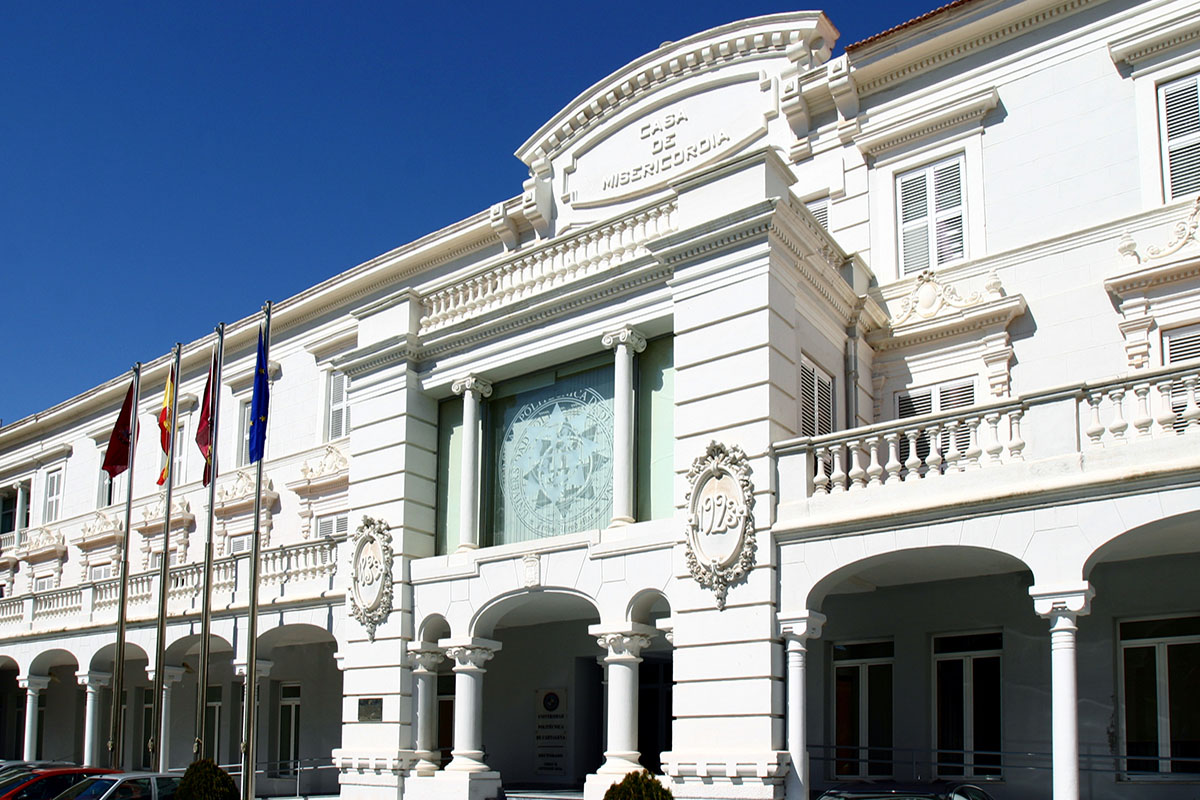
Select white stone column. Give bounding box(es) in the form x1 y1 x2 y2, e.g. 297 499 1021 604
602 328 646 526
440 637 501 773
590 623 656 777
780 613 825 800
451 376 492 551
148 666 185 769
411 647 445 776
19 675 49 760
12 481 28 535
1030 584 1094 800
233 659 273 781
77 671 111 766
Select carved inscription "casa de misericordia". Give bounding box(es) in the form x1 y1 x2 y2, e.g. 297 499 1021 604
601 111 732 192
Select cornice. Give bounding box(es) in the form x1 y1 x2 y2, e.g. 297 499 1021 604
646 200 778 266
334 335 420 379
856 87 999 156
1108 6 1200 67
848 0 1096 98
868 293 1027 351
1106 256 1200 299
516 13 837 164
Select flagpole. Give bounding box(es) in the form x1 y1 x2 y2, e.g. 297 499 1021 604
242 302 271 800
108 363 141 770
151 344 182 772
194 324 225 761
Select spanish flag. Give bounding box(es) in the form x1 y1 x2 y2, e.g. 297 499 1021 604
157 363 177 486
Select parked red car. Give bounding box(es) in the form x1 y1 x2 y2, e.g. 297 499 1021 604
0 769 118 800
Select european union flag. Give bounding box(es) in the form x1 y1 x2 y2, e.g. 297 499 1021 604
248 326 270 463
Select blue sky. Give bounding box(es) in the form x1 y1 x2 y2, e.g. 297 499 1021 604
1 0 936 426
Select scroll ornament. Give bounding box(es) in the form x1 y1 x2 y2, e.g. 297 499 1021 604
349 516 394 642
683 441 756 610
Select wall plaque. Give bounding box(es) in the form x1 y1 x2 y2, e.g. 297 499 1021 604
683 441 756 610
534 688 568 776
349 516 394 641
357 697 383 722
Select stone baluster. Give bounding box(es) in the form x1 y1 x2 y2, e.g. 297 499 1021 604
883 433 902 484
925 424 943 478
812 447 829 494
1108 388 1129 442
1085 392 1106 445
1155 380 1178 434
829 445 847 493
964 417 984 468
903 429 921 480
1131 384 1153 438
1182 376 1200 430
1008 409 1026 461
865 437 884 487
944 421 962 472
847 441 867 490
985 412 1004 464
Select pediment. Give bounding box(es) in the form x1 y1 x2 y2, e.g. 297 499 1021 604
869 270 1026 351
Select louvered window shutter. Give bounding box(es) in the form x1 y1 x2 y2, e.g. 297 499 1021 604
1161 74 1200 200
897 390 934 463
898 155 966 275
327 372 350 441
938 380 975 454
816 373 834 435
1165 326 1200 432
800 359 835 438
806 197 830 230
317 512 350 539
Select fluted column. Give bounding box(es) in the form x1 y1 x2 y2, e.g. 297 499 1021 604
451 376 492 551
590 623 656 776
19 675 50 760
440 637 501 773
602 328 646 526
780 613 825 800
77 671 111 766
1030 584 1094 800
411 647 445 775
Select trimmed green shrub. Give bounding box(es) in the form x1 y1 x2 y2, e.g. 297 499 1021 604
178 759 238 800
602 770 673 800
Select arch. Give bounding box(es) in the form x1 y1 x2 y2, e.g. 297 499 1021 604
0 654 22 674
1083 508 1200 579
627 588 671 626
258 622 337 652
28 648 80 676
470 587 601 639
805 544 1033 612
89 641 149 672
164 632 234 667
417 613 450 645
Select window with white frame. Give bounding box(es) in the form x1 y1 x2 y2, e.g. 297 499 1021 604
1159 72 1200 201
897 154 967 275
238 400 253 467
89 563 113 582
326 371 350 441
277 683 301 776
897 379 975 463
800 358 835 438
96 450 125 509
316 512 349 539
933 632 1003 778
33 575 56 592
42 469 63 524
833 640 894 778
1163 324 1200 433
1120 615 1200 776
203 685 223 762
229 534 252 555
150 550 179 569
157 425 188 486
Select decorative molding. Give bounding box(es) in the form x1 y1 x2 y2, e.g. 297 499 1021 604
890 269 999 325
215 471 278 511
601 327 647 353
286 446 350 539
1108 9 1200 67
683 441 757 610
76 511 124 550
410 647 445 673
856 87 999 156
522 553 541 588
135 497 194 536
596 631 654 661
779 611 826 641
349 516 394 642
451 375 493 398
443 642 499 671
17 527 66 561
1030 582 1095 618
225 359 281 395
1117 196 1200 265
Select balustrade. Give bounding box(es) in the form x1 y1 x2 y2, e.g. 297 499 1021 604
1083 370 1200 446
32 587 82 621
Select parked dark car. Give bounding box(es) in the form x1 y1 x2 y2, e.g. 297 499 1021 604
52 774 181 800
817 782 997 800
0 769 117 800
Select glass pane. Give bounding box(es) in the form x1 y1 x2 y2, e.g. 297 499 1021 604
935 632 1003 654
1168 642 1200 773
435 396 464 555
937 659 965 776
835 665 861 776
155 779 179 800
489 363 613 544
973 656 1002 776
867 663 893 775
833 641 894 662
1124 645 1159 772
1120 616 1200 641
636 336 674 522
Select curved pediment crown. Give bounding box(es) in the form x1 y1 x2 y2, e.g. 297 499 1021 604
516 12 835 181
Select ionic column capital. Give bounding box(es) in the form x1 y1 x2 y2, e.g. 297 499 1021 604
440 637 501 672
1030 582 1095 621
451 375 493 399
590 622 657 662
780 611 826 643
602 327 647 353
410 646 446 673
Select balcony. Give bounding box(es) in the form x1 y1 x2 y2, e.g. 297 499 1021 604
774 360 1200 535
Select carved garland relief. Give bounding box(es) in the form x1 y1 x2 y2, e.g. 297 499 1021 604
349 516 394 642
683 441 757 610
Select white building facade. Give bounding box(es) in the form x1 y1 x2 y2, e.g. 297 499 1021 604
2 2 1199 799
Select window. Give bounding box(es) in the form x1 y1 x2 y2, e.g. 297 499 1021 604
89 563 113 582
97 451 127 509
35 692 45 759
897 379 976 464
933 632 1002 778
0 493 15 535
150 551 179 569
1163 325 1200 432
833 641 893 778
1159 72 1200 200
1120 615 1200 776
229 534 252 555
34 575 56 592
203 685 222 762
277 683 301 776
316 512 349 539
807 196 830 230
635 336 674 522
141 690 154 769
897 154 966 274
42 469 63 524
157 425 187 486
326 372 351 440
800 358 835 438
238 400 253 467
